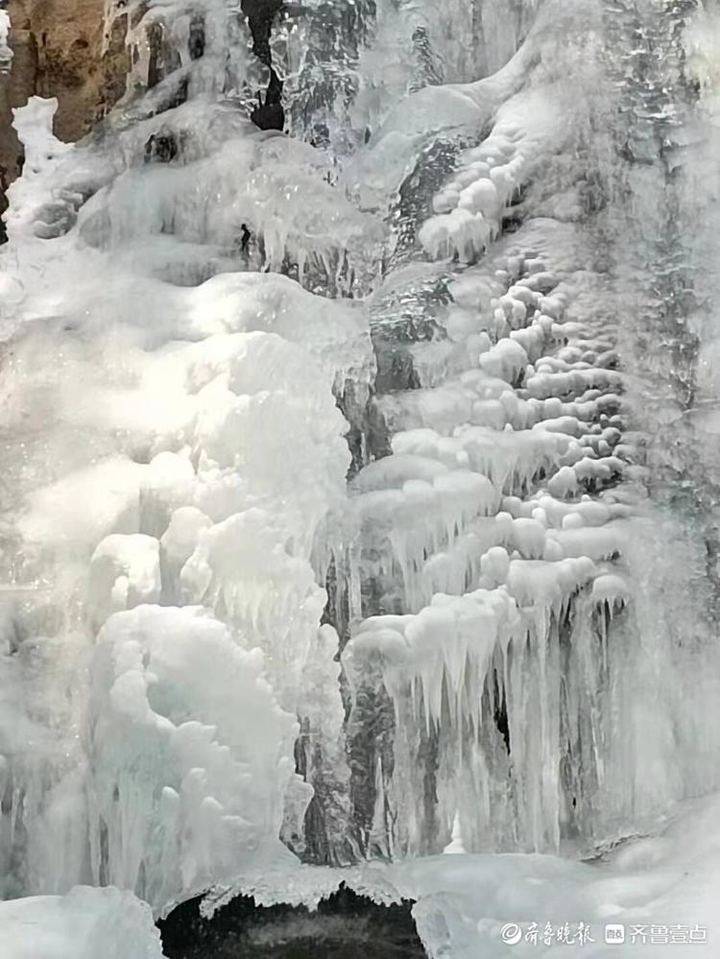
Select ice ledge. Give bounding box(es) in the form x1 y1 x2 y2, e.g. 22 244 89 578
198 790 720 957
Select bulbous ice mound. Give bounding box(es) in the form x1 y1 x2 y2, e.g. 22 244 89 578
88 604 299 912
0 886 164 959
0 94 373 912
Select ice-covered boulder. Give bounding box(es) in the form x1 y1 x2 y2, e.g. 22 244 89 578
0 886 165 959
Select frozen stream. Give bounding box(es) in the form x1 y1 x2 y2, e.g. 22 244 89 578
1 0 720 956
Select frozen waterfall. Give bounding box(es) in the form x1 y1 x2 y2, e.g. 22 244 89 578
1 0 720 955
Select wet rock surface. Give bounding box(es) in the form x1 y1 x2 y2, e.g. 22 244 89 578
242 0 285 131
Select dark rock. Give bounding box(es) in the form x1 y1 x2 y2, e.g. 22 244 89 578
250 97 284 131
242 0 284 67
0 162 8 244
146 20 182 89
158 884 427 959
188 14 205 60
240 222 251 252
242 0 286 132
144 130 178 163
250 68 285 131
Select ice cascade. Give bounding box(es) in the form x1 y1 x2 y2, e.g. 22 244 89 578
1 0 720 956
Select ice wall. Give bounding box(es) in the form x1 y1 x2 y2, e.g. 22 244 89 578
340 0 720 860
0 76 374 910
1 0 720 953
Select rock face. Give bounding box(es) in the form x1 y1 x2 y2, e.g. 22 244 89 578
0 0 129 233
242 0 285 131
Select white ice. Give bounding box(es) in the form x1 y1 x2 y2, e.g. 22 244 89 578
0 886 164 959
2 0 720 955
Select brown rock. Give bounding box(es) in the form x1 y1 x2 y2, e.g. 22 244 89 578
0 0 131 231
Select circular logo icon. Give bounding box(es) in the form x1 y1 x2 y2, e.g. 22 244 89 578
500 922 523 946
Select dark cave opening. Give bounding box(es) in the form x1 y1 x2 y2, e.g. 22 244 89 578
158 883 428 959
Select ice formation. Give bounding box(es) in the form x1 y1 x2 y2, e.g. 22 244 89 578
2 0 720 956
0 10 11 74
197 790 720 957
0 886 164 959
0 85 374 912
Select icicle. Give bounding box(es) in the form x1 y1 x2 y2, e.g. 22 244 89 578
442 810 466 854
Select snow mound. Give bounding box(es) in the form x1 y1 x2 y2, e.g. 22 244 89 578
0 886 165 959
